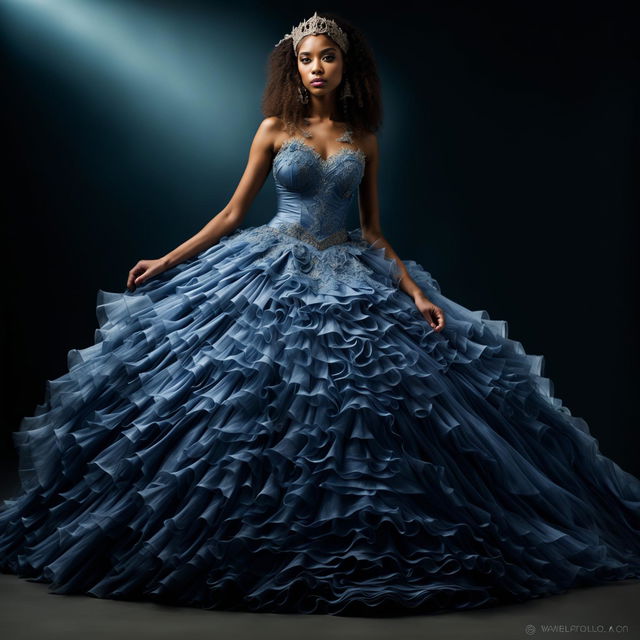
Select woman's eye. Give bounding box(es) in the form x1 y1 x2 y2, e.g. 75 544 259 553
300 55 335 63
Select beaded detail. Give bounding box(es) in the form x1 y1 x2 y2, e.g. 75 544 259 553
274 136 366 168
298 120 358 154
253 131 385 295
234 225 388 296
336 128 354 143
242 224 350 251
274 222 348 250
271 138 364 241
275 12 350 55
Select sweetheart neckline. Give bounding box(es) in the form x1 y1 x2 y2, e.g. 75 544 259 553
273 136 366 167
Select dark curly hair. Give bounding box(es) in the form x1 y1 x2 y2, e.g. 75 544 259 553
261 12 382 138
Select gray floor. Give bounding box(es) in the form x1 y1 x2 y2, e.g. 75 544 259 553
0 573 638 640
2 470 639 639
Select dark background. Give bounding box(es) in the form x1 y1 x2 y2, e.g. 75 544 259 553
1 0 638 484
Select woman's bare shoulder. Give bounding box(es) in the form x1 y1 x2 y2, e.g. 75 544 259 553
256 117 289 152
259 116 287 133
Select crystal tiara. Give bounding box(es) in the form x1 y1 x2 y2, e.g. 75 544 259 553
275 11 349 55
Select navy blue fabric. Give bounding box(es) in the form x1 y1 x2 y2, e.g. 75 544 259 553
1 138 639 615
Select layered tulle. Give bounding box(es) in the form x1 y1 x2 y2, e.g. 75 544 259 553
1 223 639 616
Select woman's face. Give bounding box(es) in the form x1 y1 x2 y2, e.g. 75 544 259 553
296 33 344 97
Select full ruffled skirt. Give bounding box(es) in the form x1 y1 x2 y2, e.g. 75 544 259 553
1 224 639 615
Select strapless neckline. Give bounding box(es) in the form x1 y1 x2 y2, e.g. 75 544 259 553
274 136 366 167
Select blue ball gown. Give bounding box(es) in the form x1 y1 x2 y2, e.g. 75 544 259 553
1 134 639 616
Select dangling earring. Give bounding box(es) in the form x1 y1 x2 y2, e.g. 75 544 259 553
297 85 309 104
339 78 353 101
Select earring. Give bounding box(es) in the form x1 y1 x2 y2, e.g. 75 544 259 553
297 85 309 104
339 78 353 101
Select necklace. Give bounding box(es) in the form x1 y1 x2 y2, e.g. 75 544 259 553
301 118 354 144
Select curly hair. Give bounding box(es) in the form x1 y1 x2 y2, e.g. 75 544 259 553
261 12 382 138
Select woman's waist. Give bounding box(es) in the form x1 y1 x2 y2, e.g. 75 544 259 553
266 217 349 250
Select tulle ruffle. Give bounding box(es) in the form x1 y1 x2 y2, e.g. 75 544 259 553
1 223 639 616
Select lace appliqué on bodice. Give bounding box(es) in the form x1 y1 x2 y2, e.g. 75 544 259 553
270 137 366 243
271 222 348 250
239 130 394 296
301 119 354 145
336 128 354 143
273 136 366 175
234 224 397 297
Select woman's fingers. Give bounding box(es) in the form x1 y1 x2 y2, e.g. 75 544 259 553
127 262 145 290
426 306 445 332
127 259 167 290
134 268 151 285
136 263 160 284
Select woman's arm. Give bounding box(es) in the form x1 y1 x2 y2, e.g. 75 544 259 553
358 133 445 331
127 117 280 290
162 117 280 268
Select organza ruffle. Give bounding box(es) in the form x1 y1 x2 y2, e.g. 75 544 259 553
1 224 639 616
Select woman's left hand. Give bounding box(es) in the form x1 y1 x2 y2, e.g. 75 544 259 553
414 293 446 331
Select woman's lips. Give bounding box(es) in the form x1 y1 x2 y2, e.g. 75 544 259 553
310 80 326 86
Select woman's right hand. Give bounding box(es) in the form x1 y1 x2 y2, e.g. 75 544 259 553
127 257 170 292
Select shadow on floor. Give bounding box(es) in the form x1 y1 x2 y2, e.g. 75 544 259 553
1 470 639 640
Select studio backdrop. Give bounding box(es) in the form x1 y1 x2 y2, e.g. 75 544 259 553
1 0 637 481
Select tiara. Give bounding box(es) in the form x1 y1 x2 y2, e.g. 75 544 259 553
275 11 349 54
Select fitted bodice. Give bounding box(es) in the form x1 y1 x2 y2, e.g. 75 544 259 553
267 137 366 249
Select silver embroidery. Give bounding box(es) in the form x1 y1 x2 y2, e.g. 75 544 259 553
336 128 353 143
275 136 366 167
295 121 360 158
244 225 379 296
274 222 348 249
271 138 365 240
247 135 393 296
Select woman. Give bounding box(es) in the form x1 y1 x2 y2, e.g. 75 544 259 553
1 11 639 617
